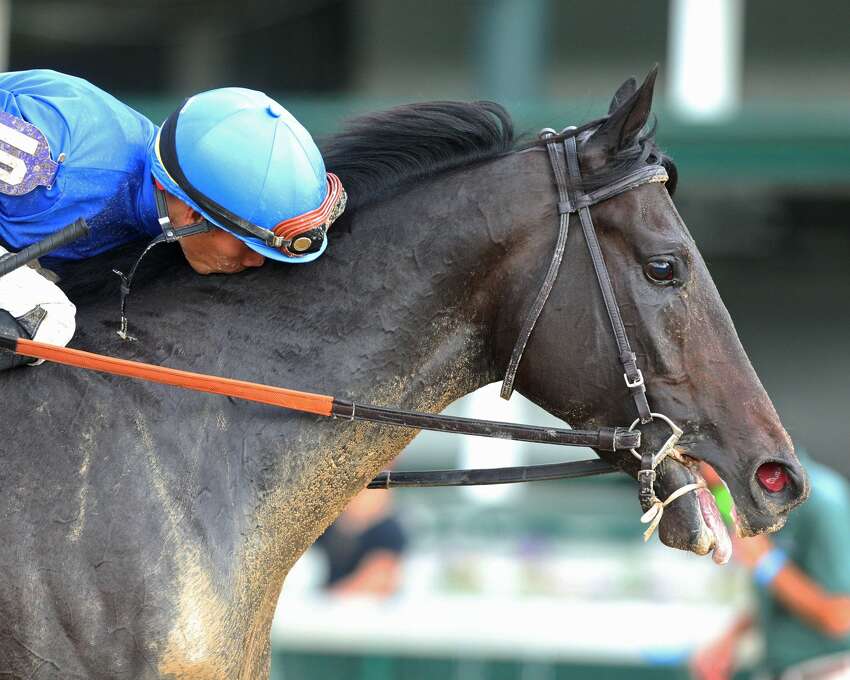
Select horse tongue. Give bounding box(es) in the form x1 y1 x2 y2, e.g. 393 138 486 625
696 487 732 565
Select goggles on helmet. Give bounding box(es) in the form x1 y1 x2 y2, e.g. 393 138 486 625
154 103 346 258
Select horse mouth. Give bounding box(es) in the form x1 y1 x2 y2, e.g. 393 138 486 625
694 477 732 564
655 454 732 564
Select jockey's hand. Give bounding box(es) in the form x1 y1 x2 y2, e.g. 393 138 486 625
0 246 75 370
178 228 265 275
730 531 772 569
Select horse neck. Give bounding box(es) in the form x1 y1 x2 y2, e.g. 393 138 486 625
91 149 555 658
238 150 556 590
296 150 551 409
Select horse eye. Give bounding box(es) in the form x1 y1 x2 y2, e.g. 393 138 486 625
645 258 676 284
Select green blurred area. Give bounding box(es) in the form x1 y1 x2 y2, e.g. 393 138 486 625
712 484 736 526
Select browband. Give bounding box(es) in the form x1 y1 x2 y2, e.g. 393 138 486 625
556 164 668 214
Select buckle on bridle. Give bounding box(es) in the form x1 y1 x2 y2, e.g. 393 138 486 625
624 369 644 389
637 468 656 484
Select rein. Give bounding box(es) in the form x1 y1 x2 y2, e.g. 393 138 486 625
0 333 637 454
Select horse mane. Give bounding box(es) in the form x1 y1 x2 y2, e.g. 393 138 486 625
57 101 677 294
320 101 516 220
320 101 677 227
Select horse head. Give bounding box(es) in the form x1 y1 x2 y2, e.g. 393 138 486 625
492 68 808 560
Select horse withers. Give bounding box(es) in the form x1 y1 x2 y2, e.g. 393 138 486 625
0 68 807 678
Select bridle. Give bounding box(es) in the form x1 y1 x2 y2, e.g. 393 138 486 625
371 126 702 540
0 126 702 540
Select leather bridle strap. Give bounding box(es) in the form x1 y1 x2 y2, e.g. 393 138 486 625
368 457 615 488
563 135 652 424
500 129 570 400
500 130 660 426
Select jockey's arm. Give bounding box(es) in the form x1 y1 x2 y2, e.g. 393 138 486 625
735 532 850 638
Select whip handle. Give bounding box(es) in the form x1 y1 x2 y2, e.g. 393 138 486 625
0 218 90 278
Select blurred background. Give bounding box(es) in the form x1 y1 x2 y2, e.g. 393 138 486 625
5 1 848 678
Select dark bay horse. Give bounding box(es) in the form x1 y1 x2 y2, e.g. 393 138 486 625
0 70 807 678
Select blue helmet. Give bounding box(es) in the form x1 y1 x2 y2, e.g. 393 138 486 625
150 87 345 263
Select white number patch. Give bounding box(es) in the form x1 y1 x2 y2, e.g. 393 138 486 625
0 111 60 196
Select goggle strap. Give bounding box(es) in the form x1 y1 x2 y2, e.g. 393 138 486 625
153 182 214 242
273 173 346 240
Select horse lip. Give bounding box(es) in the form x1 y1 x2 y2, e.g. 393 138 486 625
654 456 716 557
588 431 713 550
652 449 731 562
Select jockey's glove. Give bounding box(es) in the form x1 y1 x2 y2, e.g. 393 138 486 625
0 246 76 371
0 308 34 370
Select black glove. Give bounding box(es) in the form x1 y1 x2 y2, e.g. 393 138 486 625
0 308 33 371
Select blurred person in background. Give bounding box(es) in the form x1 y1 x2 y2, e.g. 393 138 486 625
692 454 850 680
0 69 344 372
315 488 407 597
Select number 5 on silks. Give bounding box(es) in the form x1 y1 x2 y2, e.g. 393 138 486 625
0 111 61 196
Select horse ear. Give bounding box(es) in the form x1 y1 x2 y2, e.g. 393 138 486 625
608 77 637 114
589 65 658 153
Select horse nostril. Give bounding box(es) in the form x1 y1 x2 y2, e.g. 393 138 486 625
756 462 790 493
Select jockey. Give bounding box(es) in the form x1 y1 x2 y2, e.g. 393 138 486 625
0 69 345 372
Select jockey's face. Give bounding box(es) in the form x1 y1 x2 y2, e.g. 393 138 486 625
166 194 266 275
178 227 266 275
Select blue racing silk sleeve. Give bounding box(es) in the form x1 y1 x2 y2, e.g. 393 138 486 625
0 70 160 261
